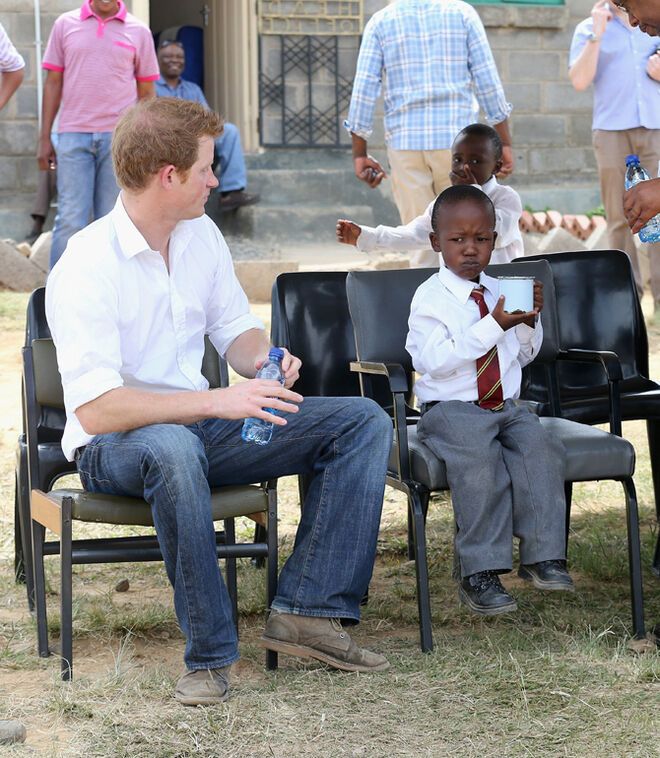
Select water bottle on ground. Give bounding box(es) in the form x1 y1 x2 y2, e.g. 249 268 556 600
624 154 660 243
241 347 286 446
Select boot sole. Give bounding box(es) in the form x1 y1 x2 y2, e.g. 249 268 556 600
458 586 518 616
174 691 229 707
518 567 575 592
259 635 390 673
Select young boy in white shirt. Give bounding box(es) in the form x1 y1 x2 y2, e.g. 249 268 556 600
406 184 573 615
336 123 523 266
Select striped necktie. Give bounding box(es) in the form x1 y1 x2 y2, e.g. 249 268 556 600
469 288 504 411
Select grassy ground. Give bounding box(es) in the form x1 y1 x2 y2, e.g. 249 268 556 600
0 291 658 757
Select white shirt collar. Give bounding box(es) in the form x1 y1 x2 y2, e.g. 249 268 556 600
481 175 497 194
438 264 498 304
111 193 195 262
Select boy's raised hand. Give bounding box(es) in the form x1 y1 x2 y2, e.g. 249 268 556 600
450 162 479 186
490 294 539 331
336 219 362 246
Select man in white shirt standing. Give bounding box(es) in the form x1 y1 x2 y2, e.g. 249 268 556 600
0 22 25 111
46 98 392 706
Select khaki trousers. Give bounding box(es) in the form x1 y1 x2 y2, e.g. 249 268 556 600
593 127 660 303
387 147 452 267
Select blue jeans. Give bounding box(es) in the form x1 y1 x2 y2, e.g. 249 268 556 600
76 396 391 670
50 132 119 268
214 122 247 193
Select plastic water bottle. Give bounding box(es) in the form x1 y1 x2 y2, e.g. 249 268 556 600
241 347 285 446
624 154 660 243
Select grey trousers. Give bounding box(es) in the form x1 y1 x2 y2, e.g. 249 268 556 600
417 399 567 578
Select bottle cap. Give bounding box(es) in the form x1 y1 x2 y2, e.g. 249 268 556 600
268 347 285 361
626 154 640 166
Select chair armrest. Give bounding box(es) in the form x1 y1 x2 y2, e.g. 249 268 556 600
350 361 409 394
557 349 623 383
556 349 623 435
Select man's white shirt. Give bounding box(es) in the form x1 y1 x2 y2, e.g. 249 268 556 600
406 265 542 404
356 177 523 264
46 196 264 460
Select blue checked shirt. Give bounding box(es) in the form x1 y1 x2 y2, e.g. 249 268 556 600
345 0 511 150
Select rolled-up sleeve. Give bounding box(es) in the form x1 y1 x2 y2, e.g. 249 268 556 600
205 226 264 357
344 16 383 139
45 251 124 414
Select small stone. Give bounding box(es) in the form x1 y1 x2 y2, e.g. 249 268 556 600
114 579 130 593
627 633 658 654
29 232 52 275
0 720 27 745
16 242 32 258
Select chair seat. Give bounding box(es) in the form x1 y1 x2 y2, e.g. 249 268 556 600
47 485 269 526
539 417 635 481
389 417 635 491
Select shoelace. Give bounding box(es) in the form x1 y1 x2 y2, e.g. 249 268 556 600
469 571 503 593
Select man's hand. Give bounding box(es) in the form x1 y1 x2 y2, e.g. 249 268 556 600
336 219 362 246
624 177 660 233
37 135 56 171
497 145 514 178
490 295 539 331
354 155 386 188
450 163 479 186
254 348 301 389
647 51 660 80
212 379 303 426
591 0 613 35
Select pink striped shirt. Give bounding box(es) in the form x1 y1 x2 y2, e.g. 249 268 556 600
0 22 25 72
43 1 159 133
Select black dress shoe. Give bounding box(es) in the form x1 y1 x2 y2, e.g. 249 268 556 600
218 190 260 211
518 560 575 592
459 570 518 615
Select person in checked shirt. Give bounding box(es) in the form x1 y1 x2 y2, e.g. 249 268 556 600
344 0 514 267
406 185 574 616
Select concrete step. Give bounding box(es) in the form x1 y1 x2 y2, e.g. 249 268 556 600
244 148 353 171
208 198 376 243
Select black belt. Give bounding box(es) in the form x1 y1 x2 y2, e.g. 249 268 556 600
74 446 86 462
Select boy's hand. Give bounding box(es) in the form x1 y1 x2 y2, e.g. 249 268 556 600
490 296 539 331
336 219 362 246
450 163 478 186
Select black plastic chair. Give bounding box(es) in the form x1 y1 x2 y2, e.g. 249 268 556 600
346 262 646 650
22 292 277 679
519 250 660 575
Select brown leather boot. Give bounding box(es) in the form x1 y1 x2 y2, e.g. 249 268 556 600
174 665 231 706
259 611 389 672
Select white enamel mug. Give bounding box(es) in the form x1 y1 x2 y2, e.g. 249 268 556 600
497 276 534 313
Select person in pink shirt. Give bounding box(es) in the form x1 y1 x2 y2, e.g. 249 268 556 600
37 0 159 268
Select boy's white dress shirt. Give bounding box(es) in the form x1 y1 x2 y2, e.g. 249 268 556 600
356 177 523 264
46 195 264 461
406 266 542 404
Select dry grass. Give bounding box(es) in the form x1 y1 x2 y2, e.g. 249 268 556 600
0 292 658 757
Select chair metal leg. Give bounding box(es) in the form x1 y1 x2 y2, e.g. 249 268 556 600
60 496 73 681
266 482 278 671
31 520 49 658
409 483 433 653
407 489 430 560
622 478 646 639
653 531 660 579
14 475 24 584
646 419 660 526
17 461 35 610
224 519 239 634
564 481 573 557
252 523 267 569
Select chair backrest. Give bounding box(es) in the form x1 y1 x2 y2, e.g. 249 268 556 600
346 261 557 394
271 271 363 397
521 250 649 397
